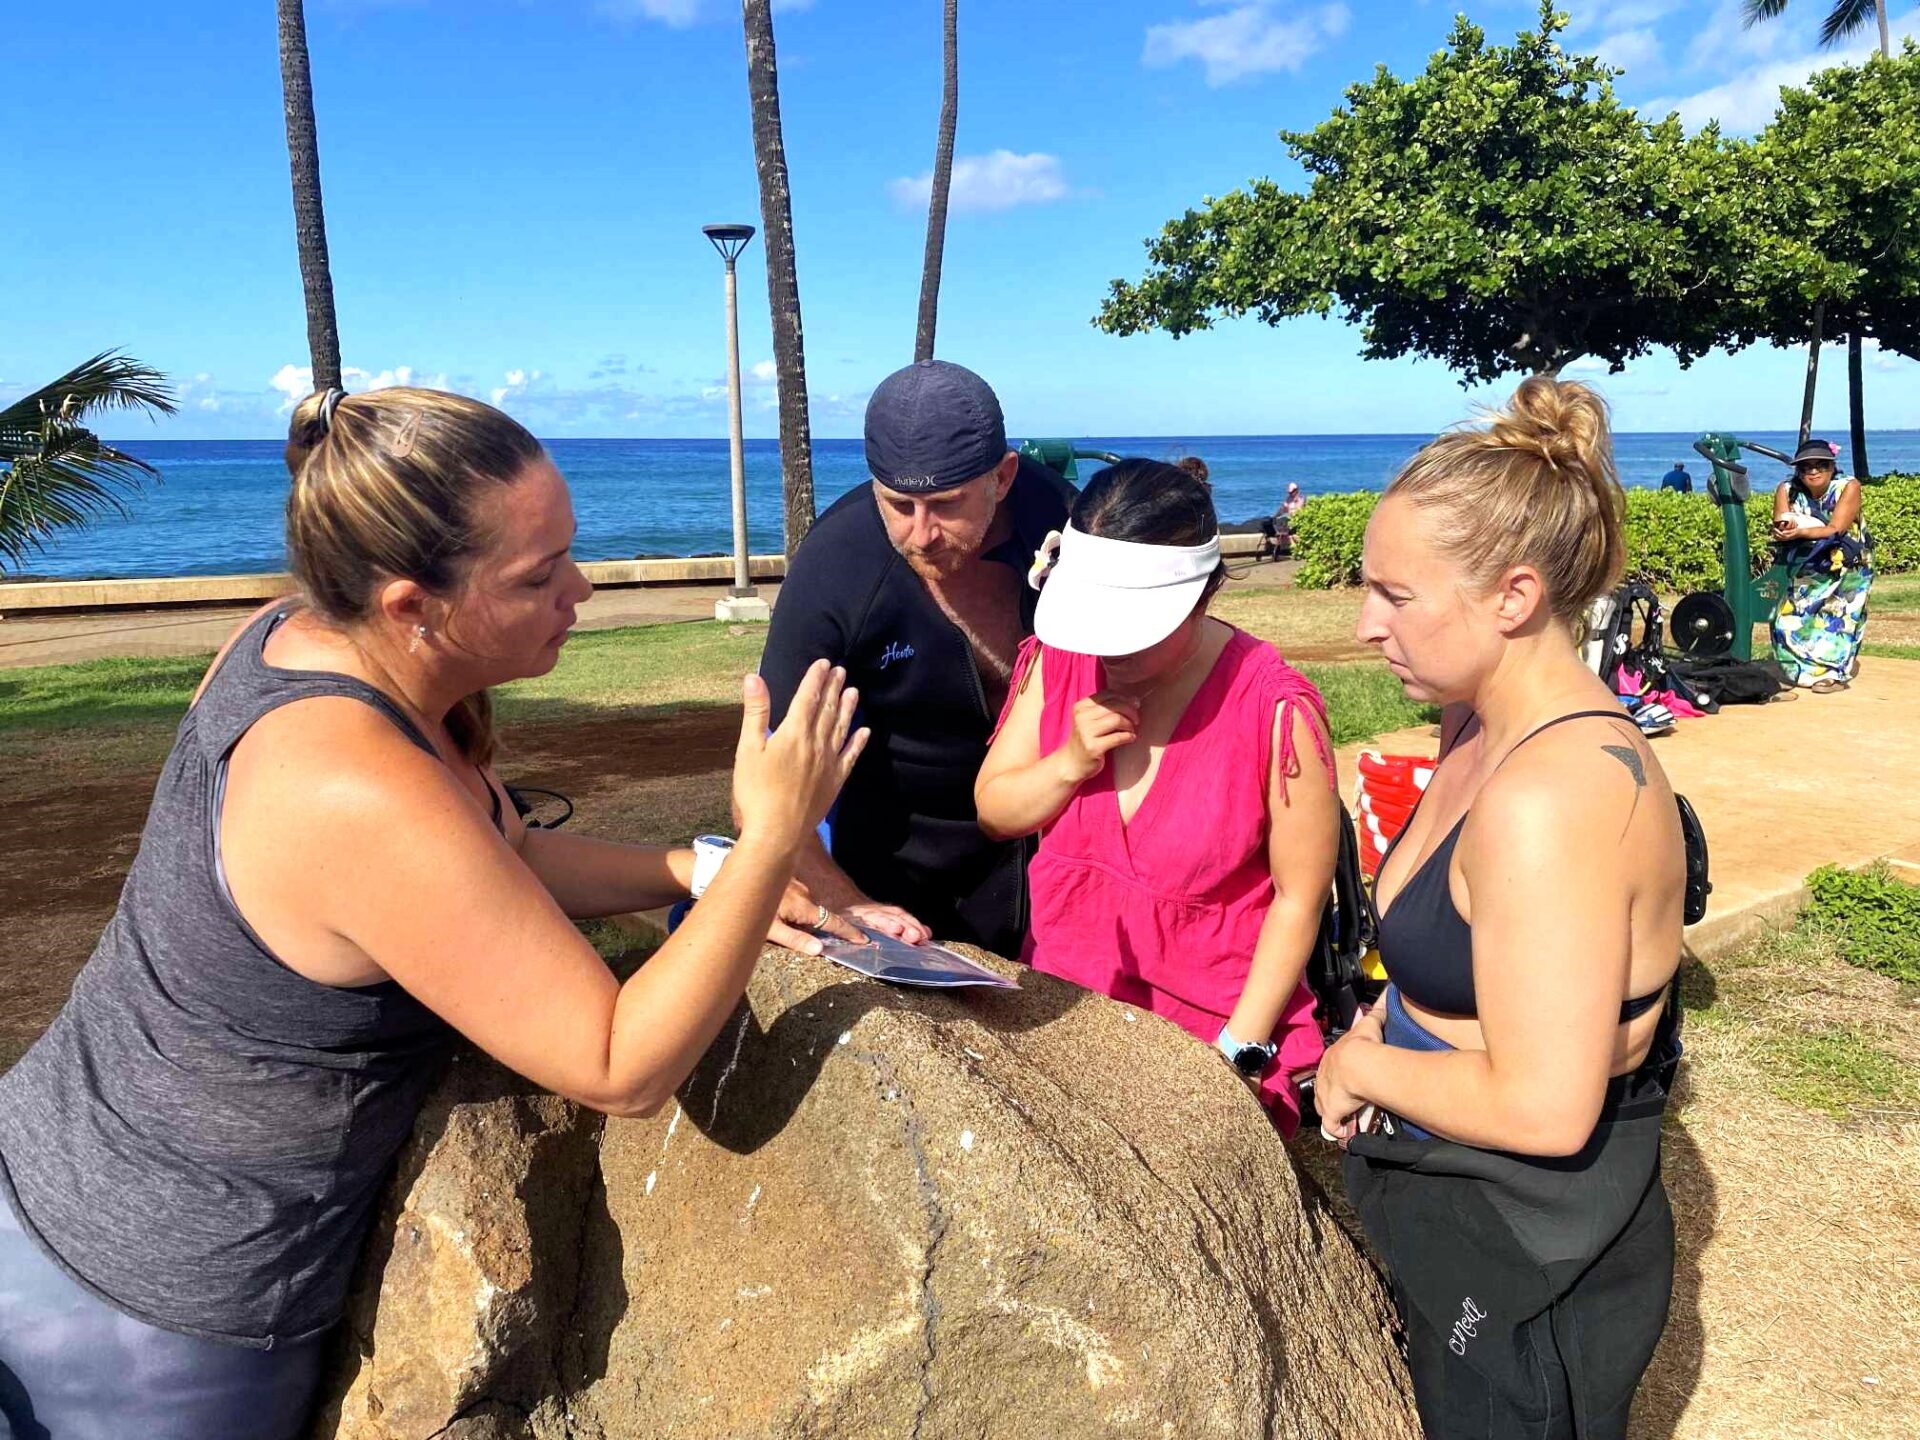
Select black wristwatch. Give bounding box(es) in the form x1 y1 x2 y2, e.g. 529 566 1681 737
1216 1024 1279 1078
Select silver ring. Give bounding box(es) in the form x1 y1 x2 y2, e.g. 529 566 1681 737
814 904 831 931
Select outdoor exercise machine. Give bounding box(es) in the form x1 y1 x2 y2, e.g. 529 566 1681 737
1670 432 1795 661
1017 438 1122 484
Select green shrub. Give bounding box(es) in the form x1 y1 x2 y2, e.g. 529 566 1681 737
1290 473 1920 591
1805 862 1920 986
1290 492 1375 588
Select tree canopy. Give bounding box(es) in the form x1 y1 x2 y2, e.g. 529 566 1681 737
1745 43 1920 360
1098 3 1753 385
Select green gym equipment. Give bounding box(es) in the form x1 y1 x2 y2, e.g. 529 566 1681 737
1016 438 1122 485
1670 433 1795 662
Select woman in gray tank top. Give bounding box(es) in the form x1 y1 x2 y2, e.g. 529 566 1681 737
0 387 870 1440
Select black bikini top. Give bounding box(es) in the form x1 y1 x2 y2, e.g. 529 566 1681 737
1375 708 1667 1023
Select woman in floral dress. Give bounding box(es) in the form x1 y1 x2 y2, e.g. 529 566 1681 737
1771 440 1872 693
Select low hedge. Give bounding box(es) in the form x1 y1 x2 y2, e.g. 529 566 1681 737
1290 471 1920 592
1805 862 1920 986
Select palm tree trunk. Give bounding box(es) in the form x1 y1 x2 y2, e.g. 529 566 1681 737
914 0 959 364
742 0 815 554
1875 1 1891 57
1799 301 1824 448
1847 332 1870 481
276 0 342 392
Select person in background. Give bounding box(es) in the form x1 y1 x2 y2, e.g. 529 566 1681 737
976 460 1338 1135
757 360 1074 957
1282 481 1306 515
1660 460 1692 494
1318 377 1683 1439
1771 438 1872 693
0 387 865 1439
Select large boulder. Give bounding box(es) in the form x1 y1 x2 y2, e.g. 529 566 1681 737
314 946 1419 1439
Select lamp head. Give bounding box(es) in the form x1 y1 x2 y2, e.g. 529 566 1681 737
703 223 756 264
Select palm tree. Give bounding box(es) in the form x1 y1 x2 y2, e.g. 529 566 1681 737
742 0 816 553
276 0 343 391
0 354 177 573
1745 0 1890 478
914 0 959 363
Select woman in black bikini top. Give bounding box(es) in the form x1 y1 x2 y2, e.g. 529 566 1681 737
1315 377 1686 1440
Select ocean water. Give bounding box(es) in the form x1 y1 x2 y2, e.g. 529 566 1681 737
17 431 1920 581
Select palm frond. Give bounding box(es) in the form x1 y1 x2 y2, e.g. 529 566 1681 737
0 354 173 572
1743 0 1792 27
1818 0 1878 46
0 352 176 463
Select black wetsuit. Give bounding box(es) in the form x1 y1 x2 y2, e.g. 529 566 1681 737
1346 709 1680 1439
760 457 1072 957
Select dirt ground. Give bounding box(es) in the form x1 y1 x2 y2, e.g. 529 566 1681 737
2 703 1915 1439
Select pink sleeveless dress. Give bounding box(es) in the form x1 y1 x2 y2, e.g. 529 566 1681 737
997 627 1334 1134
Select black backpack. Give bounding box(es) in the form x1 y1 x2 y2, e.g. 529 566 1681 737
1305 809 1381 1038
1590 582 1669 692
1665 653 1789 707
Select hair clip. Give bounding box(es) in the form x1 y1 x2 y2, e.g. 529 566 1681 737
1028 529 1063 592
388 410 422 460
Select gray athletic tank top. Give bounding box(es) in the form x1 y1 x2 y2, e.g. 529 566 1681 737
0 606 457 1348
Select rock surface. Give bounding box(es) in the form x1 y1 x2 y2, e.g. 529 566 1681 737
314 946 1419 1439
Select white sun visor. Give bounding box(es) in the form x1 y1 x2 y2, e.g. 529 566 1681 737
1032 524 1221 657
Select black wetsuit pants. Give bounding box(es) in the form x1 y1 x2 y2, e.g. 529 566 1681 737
1344 1041 1677 1439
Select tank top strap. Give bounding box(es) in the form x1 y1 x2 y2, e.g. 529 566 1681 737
190 606 437 763
1234 633 1335 800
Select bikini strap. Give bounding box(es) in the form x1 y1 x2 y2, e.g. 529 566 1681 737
1491 707 1635 774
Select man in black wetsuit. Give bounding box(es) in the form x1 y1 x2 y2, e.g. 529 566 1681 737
758 360 1073 957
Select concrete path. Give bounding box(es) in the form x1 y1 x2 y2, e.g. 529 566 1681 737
1335 657 1920 960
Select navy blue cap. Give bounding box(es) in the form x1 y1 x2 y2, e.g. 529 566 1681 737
864 360 1009 493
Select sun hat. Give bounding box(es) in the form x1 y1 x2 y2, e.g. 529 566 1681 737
1791 439 1838 467
1031 523 1221 657
863 360 1008 493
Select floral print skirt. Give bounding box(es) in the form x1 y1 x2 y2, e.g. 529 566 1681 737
1773 554 1871 686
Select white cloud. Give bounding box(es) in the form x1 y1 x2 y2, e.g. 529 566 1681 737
887 150 1071 214
596 0 702 26
597 0 809 24
1653 5 1920 132
270 362 450 412
1823 337 1915 373
1593 27 1661 76
750 359 778 383
1561 356 1636 378
1142 2 1349 87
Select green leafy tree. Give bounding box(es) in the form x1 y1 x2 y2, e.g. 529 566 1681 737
1745 0 1896 472
0 354 177 573
1098 4 1751 385
1747 46 1920 481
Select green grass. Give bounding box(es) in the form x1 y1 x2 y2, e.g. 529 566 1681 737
1805 862 1920 986
0 652 211 731
0 619 1433 750
1751 1026 1918 1118
1868 573 1920 614
1302 661 1437 745
1862 642 1920 661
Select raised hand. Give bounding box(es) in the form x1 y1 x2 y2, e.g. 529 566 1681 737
733 663 868 857
1059 690 1141 784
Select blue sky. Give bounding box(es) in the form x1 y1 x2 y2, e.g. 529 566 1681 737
4 0 1917 441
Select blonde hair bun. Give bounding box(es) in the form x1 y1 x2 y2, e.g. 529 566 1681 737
1386 375 1625 622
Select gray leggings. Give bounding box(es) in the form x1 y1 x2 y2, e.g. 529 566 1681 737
0 1202 325 1440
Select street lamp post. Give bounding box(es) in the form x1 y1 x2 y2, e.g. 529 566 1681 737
703 223 770 623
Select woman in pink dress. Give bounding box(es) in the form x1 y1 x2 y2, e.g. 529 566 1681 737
976 460 1339 1133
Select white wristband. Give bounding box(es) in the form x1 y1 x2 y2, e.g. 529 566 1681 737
689 835 735 899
